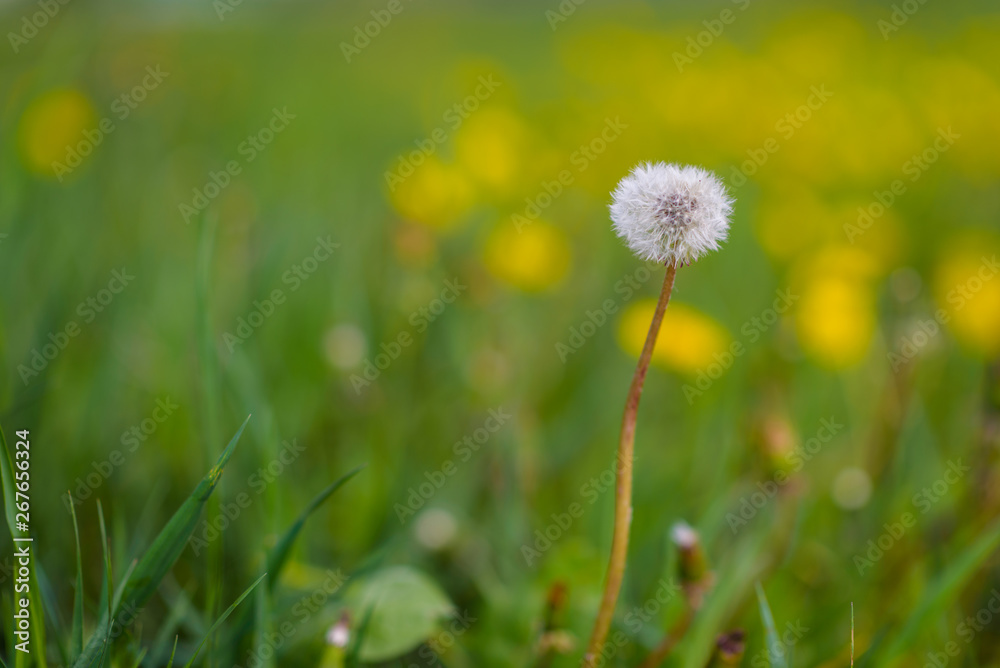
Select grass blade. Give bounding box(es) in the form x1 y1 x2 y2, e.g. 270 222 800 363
222 467 365 653
166 637 179 668
72 416 251 668
69 495 85 662
128 648 148 668
184 573 268 668
266 466 366 591
96 501 114 668
35 562 69 665
345 603 377 668
755 581 787 668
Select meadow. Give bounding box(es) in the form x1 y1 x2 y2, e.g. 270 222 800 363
2 0 1000 666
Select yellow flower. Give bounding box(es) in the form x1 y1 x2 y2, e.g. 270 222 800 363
18 88 95 178
455 107 527 196
914 58 1000 179
756 187 838 261
796 275 876 369
617 300 731 375
791 245 880 369
934 233 1000 357
484 220 570 292
387 156 475 230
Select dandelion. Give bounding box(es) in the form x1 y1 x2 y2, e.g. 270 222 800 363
609 162 733 266
583 162 733 667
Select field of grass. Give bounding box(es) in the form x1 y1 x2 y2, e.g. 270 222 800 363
2 0 1000 666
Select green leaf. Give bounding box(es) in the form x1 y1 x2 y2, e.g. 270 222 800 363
72 416 251 668
879 518 1000 666
266 466 365 591
345 566 455 663
755 582 787 668
184 573 267 668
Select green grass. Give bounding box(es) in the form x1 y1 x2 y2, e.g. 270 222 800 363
2 1 1000 666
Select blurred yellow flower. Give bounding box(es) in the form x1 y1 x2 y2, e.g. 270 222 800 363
484 221 570 292
915 58 1000 179
18 88 95 178
790 245 881 369
820 86 923 183
764 11 866 82
837 200 906 269
455 107 527 196
388 156 475 230
795 274 876 368
934 233 1000 357
617 300 731 375
756 188 838 261
805 245 883 282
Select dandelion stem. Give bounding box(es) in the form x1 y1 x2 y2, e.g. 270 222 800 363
582 261 678 667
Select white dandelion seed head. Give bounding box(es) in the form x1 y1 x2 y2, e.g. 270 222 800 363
610 162 733 265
